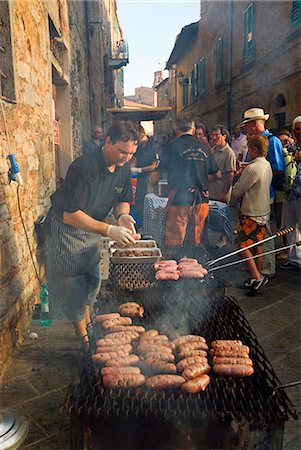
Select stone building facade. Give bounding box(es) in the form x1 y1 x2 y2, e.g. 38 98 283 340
0 0 126 377
166 0 301 131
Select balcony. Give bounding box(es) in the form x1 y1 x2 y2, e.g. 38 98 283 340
108 40 129 69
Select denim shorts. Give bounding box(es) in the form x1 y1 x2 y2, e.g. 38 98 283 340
47 262 101 322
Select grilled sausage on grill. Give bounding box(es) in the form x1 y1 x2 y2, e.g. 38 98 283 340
176 356 208 372
178 349 208 360
213 364 254 377
210 347 250 358
140 329 159 339
142 359 177 375
144 352 175 362
102 317 133 329
96 343 132 354
145 375 185 389
172 335 206 348
95 313 120 323
181 363 211 380
96 333 139 347
105 354 140 367
92 348 132 364
178 341 209 353
155 270 180 280
213 356 253 366
140 333 168 342
210 344 249 354
118 302 144 318
181 374 210 393
103 374 145 388
139 338 175 350
137 345 173 356
101 366 141 377
108 325 146 334
211 340 243 348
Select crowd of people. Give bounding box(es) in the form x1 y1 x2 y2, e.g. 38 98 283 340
45 110 300 347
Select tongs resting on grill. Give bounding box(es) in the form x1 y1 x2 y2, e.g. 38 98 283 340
206 227 297 272
272 380 301 396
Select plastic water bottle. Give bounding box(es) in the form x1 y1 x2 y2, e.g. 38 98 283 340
40 284 52 327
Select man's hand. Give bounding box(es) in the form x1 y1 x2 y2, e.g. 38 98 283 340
107 225 136 245
117 214 136 234
131 167 142 174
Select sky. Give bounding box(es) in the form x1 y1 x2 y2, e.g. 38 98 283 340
116 1 200 96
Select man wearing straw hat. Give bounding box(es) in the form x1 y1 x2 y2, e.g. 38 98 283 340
240 107 285 278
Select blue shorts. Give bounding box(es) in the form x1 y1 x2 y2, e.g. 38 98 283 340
47 263 101 322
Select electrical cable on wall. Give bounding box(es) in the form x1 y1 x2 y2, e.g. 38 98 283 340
0 96 42 287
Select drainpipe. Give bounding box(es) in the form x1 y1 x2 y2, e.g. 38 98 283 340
227 0 234 131
84 1 95 130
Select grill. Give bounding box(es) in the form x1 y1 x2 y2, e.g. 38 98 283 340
63 245 297 449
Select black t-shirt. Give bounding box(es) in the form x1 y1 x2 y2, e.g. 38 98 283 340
51 149 133 220
135 139 157 179
159 134 219 205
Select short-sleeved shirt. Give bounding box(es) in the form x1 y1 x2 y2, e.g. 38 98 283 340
51 149 133 220
209 143 236 203
135 139 157 179
159 134 219 205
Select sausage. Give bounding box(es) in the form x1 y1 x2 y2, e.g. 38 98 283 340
178 341 208 353
210 347 250 358
154 260 177 270
179 270 205 279
181 374 210 393
178 258 198 264
103 374 145 388
176 356 208 372
108 326 146 334
210 344 249 354
137 345 173 356
173 335 206 348
96 333 139 347
101 366 141 377
140 329 159 339
144 352 175 362
95 313 120 323
211 340 243 348
142 359 177 374
181 363 211 380
92 347 132 362
178 349 208 360
105 354 140 367
118 302 144 318
104 331 139 341
102 317 133 329
145 375 185 389
139 339 175 350
213 357 253 366
155 271 180 281
213 364 254 377
139 334 169 343
96 343 132 354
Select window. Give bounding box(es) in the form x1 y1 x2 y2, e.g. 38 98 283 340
191 63 198 99
215 37 224 81
199 57 206 96
291 0 301 25
182 79 189 107
0 1 15 99
243 2 255 63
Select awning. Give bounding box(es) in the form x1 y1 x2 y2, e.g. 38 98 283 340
106 107 173 121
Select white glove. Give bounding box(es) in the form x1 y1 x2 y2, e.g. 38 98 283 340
107 225 136 245
131 167 142 174
118 214 136 234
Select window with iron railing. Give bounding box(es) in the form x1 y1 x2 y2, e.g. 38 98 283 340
243 2 255 64
0 1 15 100
215 37 224 81
291 0 301 25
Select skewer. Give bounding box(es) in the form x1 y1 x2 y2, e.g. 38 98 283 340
207 227 294 267
208 242 300 273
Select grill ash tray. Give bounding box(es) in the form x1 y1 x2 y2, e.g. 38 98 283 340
111 247 162 264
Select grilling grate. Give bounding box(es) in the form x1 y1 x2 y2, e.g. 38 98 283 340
63 290 297 424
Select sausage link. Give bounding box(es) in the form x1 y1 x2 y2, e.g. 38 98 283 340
181 363 211 380
105 354 140 367
178 257 198 264
154 260 177 270
213 357 253 366
102 317 132 329
176 356 208 372
173 335 206 348
139 339 175 350
155 270 180 281
140 329 159 339
96 343 132 354
137 345 173 356
96 333 138 347
211 340 243 348
142 359 177 374
92 348 131 364
178 349 207 360
179 270 205 279
118 302 144 318
178 341 208 353
139 334 168 342
108 326 146 334
181 375 210 393
145 375 185 389
210 348 249 358
144 352 175 362
95 313 120 323
101 366 141 377
103 374 145 388
210 344 249 354
213 364 254 377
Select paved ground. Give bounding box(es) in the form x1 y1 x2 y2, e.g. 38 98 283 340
0 233 300 449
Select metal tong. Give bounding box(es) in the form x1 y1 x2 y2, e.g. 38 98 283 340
206 227 296 273
272 380 301 396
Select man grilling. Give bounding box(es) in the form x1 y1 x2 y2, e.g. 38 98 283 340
46 121 139 349
158 118 221 246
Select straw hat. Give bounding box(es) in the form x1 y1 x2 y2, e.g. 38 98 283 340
241 108 270 126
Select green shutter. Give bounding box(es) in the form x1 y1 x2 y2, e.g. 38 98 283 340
216 37 224 81
243 2 255 62
199 57 206 96
291 0 301 24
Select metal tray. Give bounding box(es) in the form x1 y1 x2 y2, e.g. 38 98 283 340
111 248 162 264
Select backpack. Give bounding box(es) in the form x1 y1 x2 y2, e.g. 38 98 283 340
283 147 297 193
